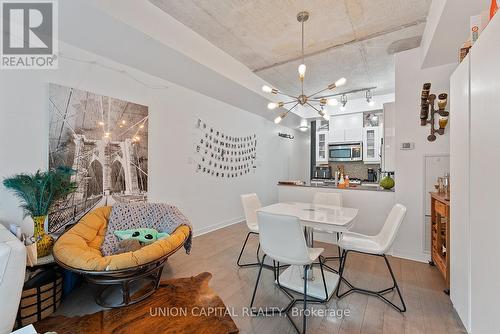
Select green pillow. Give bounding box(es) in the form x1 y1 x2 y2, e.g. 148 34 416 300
114 228 170 245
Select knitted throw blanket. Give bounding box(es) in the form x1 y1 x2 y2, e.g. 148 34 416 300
101 203 192 256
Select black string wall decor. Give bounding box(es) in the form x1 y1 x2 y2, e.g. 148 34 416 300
194 118 257 179
278 132 294 140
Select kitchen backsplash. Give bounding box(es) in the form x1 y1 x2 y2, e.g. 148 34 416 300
328 161 380 180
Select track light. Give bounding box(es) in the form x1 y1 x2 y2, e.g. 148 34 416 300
340 94 348 112
366 90 375 106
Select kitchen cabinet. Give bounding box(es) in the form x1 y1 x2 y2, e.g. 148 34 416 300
449 16 500 333
344 128 363 142
450 54 470 331
329 113 363 143
315 121 329 163
363 126 381 163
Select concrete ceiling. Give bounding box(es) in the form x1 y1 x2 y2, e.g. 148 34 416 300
149 0 431 100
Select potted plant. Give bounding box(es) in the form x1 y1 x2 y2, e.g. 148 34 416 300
3 166 77 258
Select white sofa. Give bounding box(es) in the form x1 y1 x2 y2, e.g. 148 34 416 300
0 224 26 334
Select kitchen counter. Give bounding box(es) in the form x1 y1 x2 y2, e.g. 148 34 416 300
277 182 396 240
278 180 394 192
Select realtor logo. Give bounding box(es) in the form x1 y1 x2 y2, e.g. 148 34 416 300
1 0 58 69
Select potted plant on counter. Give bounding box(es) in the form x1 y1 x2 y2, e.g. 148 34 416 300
3 166 77 258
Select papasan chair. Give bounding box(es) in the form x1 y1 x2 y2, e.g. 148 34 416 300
53 204 192 308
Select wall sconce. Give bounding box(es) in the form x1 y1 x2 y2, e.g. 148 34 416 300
420 83 449 142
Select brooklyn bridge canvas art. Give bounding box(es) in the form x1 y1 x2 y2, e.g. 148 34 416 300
48 83 148 233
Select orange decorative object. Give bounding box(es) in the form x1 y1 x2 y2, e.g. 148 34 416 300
491 0 498 20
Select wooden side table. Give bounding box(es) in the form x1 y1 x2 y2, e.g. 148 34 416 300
430 192 450 294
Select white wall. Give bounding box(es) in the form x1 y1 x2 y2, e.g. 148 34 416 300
420 0 489 68
393 48 456 262
0 43 309 235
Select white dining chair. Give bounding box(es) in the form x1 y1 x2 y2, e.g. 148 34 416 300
237 193 262 267
250 211 329 334
312 192 343 264
336 203 407 312
313 192 342 207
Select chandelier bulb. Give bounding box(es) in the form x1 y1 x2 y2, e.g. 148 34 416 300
262 85 273 93
298 64 306 79
335 77 347 87
327 98 339 106
267 102 278 110
340 105 346 112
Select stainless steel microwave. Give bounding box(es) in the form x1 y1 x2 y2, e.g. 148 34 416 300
328 142 363 162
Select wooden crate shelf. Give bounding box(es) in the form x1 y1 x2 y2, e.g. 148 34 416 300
430 192 450 292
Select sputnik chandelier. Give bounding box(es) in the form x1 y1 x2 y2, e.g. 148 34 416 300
262 11 347 124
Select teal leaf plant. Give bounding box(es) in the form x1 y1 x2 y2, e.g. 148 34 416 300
2 166 78 218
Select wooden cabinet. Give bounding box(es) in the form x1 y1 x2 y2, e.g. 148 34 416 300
430 192 450 291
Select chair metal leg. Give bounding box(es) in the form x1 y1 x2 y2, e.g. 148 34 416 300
250 255 287 315
320 233 342 270
250 254 266 310
237 232 261 267
383 254 407 312
250 257 330 334
318 258 329 301
302 265 308 334
336 250 406 312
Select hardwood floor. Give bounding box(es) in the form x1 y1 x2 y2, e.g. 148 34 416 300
57 222 466 333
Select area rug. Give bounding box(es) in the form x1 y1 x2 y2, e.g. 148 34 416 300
34 272 239 334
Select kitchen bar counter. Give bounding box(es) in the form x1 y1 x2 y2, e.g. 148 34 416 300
278 181 395 192
278 182 396 240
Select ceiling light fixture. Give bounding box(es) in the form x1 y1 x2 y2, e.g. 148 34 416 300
262 11 347 124
366 90 375 107
340 94 348 112
298 119 309 132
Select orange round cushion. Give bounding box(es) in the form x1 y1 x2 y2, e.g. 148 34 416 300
53 206 190 271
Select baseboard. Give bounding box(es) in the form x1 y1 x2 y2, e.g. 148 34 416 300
193 217 245 237
390 249 430 263
192 222 431 265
